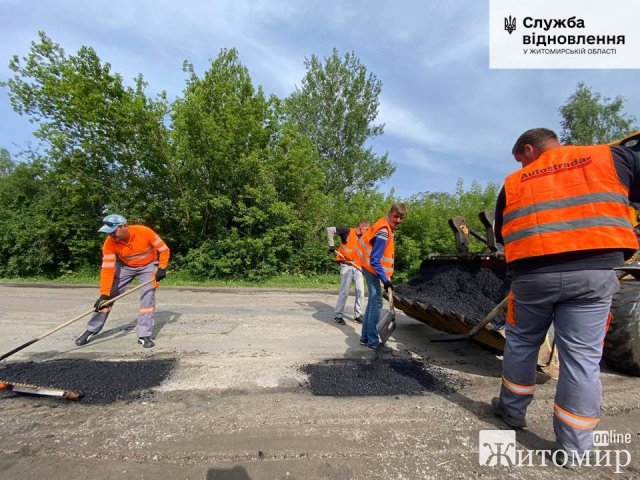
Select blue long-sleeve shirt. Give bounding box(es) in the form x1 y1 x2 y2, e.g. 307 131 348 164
369 228 391 283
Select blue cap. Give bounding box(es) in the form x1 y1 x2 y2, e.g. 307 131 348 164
99 214 127 233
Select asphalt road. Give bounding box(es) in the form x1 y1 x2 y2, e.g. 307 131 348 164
0 284 639 479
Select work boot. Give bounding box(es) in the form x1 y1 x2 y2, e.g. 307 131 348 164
334 317 346 325
353 316 363 324
491 397 527 429
138 337 155 348
75 330 96 346
368 344 393 354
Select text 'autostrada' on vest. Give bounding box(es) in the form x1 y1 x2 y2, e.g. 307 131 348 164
519 156 592 182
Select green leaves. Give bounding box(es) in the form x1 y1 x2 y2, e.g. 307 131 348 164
285 48 395 196
0 34 499 281
560 82 637 145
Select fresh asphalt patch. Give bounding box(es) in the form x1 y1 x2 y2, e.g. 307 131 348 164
300 358 465 396
0 358 175 404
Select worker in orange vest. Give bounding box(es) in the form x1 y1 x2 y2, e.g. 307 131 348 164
356 203 407 353
75 214 170 349
492 128 640 465
326 220 371 325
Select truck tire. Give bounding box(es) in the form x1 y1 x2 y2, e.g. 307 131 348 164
604 280 640 376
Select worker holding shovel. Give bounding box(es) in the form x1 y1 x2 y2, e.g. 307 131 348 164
356 203 407 353
75 214 170 349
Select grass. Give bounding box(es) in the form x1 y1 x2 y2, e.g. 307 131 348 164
0 272 342 290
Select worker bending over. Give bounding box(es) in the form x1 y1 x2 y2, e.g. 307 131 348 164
75 214 170 348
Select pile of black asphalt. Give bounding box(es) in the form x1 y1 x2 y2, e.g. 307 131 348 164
0 358 175 404
394 261 510 328
301 358 464 396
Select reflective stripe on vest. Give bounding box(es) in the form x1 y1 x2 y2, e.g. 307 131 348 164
120 246 154 264
503 145 638 263
336 228 361 268
356 216 395 277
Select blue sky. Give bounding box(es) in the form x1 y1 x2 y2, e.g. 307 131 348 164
1 0 639 197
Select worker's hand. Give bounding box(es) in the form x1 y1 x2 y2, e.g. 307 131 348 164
93 294 111 312
155 268 167 282
383 280 393 292
328 246 336 253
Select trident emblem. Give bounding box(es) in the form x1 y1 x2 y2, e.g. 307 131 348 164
504 16 516 34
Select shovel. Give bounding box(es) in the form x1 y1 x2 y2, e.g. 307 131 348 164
0 279 154 361
0 379 81 400
377 287 396 345
432 295 508 343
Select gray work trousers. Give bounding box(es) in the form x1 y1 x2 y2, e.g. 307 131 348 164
499 270 618 454
334 263 365 318
86 262 157 338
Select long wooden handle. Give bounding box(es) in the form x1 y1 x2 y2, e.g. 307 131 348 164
467 295 509 338
0 280 154 361
388 287 394 312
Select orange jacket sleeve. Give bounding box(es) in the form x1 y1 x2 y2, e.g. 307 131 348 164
99 238 117 296
152 232 170 268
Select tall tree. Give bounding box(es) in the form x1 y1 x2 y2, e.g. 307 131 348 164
169 49 276 244
285 48 395 196
2 31 170 273
559 82 637 145
0 148 14 177
170 50 333 279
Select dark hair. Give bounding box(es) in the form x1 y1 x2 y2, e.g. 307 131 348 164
512 128 558 155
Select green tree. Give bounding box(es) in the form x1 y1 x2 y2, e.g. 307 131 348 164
0 148 14 177
170 49 333 279
396 179 500 279
285 48 395 196
1 31 170 274
169 49 276 245
559 82 637 145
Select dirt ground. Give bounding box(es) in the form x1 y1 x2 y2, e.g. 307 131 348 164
0 284 639 480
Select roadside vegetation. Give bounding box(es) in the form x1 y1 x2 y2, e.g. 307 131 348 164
0 33 636 286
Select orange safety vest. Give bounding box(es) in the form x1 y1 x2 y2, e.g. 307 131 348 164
356 216 395 278
336 228 361 268
99 225 170 294
502 145 638 263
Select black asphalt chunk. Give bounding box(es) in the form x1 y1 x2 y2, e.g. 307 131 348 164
301 358 463 396
395 261 510 328
0 358 175 404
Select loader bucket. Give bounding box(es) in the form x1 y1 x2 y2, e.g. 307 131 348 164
393 253 509 352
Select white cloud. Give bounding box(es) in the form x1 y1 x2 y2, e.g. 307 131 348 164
397 147 449 174
378 102 447 149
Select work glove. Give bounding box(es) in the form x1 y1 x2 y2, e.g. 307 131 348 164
328 246 336 253
155 267 167 282
94 294 111 312
383 280 393 292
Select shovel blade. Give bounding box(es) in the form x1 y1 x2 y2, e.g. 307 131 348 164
377 312 396 344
